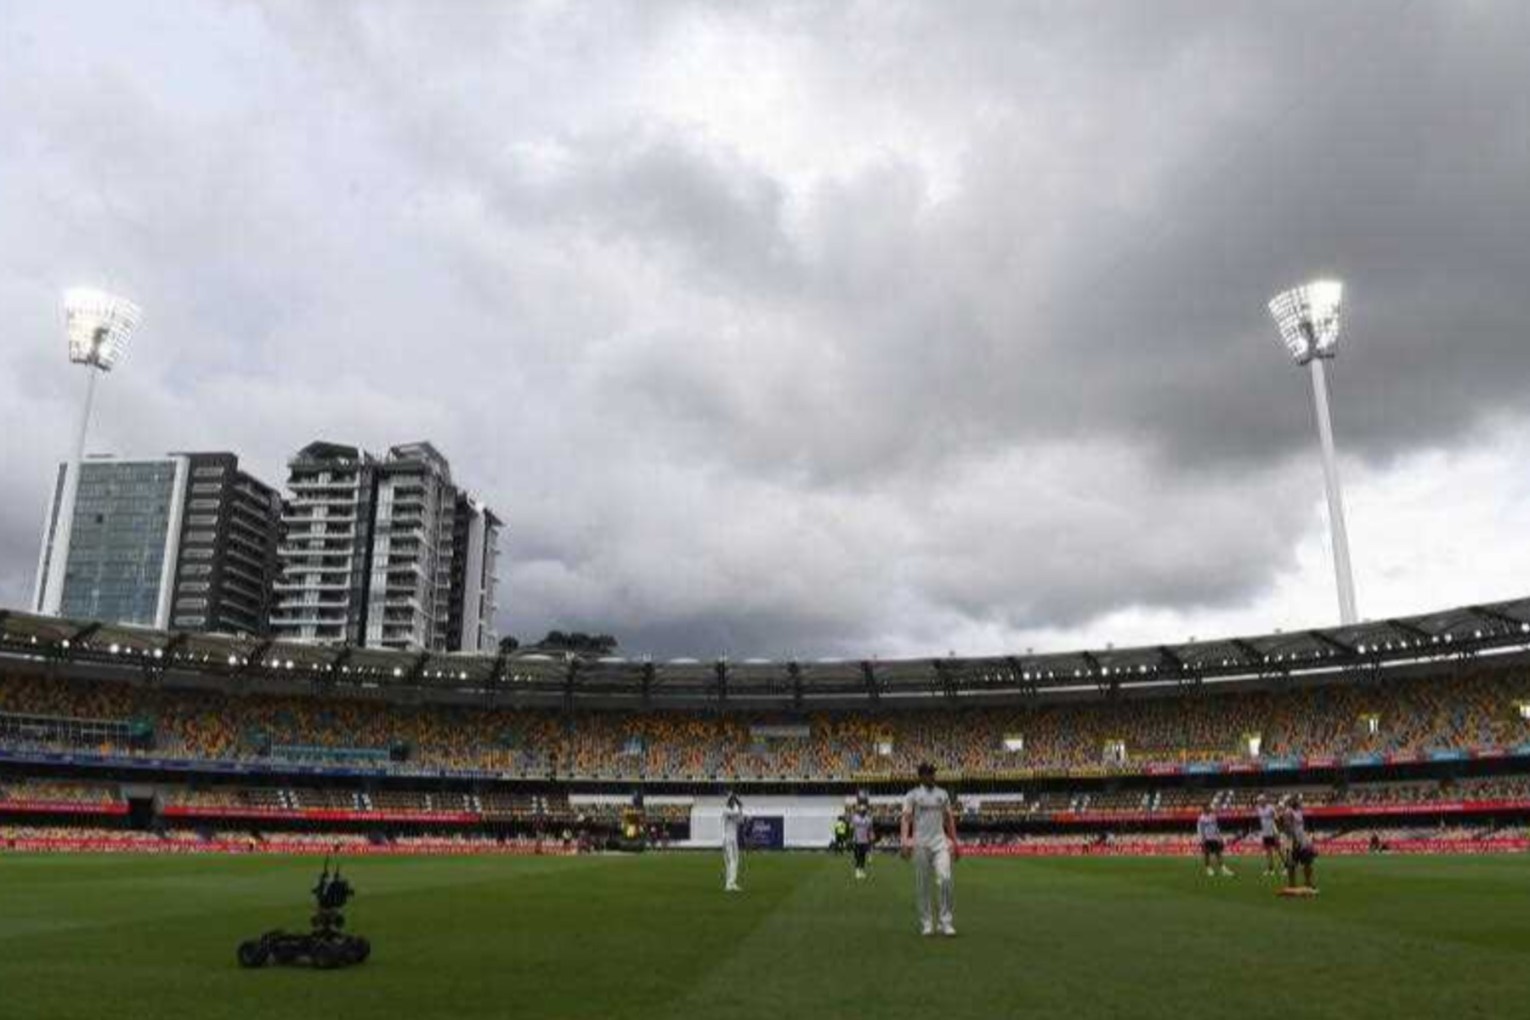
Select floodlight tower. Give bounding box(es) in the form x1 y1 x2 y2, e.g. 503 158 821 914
1267 279 1357 626
35 288 142 614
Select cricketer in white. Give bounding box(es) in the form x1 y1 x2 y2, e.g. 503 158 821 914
722 794 745 892
901 763 958 936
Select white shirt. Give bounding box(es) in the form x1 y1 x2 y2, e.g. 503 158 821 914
1284 807 1311 848
1197 812 1222 841
903 784 951 850
722 804 745 846
851 811 875 845
1257 804 1277 838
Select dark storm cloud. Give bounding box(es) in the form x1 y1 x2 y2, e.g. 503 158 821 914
1 0 1527 656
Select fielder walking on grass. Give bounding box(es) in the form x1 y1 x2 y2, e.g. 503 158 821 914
850 798 875 880
901 762 958 936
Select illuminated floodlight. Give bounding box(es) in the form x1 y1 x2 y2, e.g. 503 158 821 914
63 288 141 371
1265 277 1356 626
34 287 144 621
1268 280 1343 364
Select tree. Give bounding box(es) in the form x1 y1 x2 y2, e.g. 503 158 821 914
535 630 619 655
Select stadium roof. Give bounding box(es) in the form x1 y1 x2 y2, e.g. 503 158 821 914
2 597 1529 709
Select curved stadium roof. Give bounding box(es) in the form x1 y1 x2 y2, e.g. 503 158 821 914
1 598 1528 709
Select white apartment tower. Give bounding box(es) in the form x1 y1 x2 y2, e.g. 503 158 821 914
271 441 501 651
271 442 377 645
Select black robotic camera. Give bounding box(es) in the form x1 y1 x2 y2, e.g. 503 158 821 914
237 851 371 969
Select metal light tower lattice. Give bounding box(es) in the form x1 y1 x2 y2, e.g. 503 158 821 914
36 288 142 614
1267 279 1357 626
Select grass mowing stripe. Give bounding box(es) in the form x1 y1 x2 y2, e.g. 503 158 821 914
1 853 1527 1020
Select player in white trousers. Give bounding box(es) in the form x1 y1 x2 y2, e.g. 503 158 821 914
722 793 745 892
901 762 958 936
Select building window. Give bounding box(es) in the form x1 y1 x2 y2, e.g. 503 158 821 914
193 466 226 478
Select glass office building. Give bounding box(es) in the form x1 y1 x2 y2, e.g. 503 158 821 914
35 458 185 627
32 453 281 633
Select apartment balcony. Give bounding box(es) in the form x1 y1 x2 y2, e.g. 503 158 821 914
272 604 350 623
286 503 360 519
274 607 352 622
281 513 359 529
221 576 266 605
221 561 268 593
277 562 353 577
276 543 354 559
272 599 351 615
383 594 422 611
289 477 361 492
273 574 350 590
272 616 351 632
273 623 349 641
274 590 351 607
226 507 275 535
288 525 357 540
224 541 270 570
226 524 274 555
282 506 355 519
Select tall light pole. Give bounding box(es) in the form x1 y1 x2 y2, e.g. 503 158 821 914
34 288 142 615
1267 279 1357 626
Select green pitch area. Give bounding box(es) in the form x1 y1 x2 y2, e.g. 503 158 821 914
2 852 1528 1020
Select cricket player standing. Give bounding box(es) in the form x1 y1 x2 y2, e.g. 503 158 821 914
1197 801 1234 877
1255 794 1281 876
722 793 745 892
901 762 958 936
1277 793 1319 893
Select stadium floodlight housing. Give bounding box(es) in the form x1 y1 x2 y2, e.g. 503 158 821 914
1267 277 1356 626
1268 279 1342 365
34 287 143 617
63 287 140 371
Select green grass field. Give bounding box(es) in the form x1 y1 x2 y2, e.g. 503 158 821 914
2 851 1527 1019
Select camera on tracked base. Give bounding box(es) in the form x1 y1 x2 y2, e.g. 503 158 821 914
237 852 371 970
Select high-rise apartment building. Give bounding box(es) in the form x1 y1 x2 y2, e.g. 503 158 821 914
441 493 502 653
270 442 378 646
271 441 501 651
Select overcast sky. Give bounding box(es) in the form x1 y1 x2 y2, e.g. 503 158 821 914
2 1 1528 659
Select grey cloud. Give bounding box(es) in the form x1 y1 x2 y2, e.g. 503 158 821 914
1 1 1527 657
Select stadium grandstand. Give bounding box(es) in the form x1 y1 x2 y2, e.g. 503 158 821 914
3 599 1530 856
